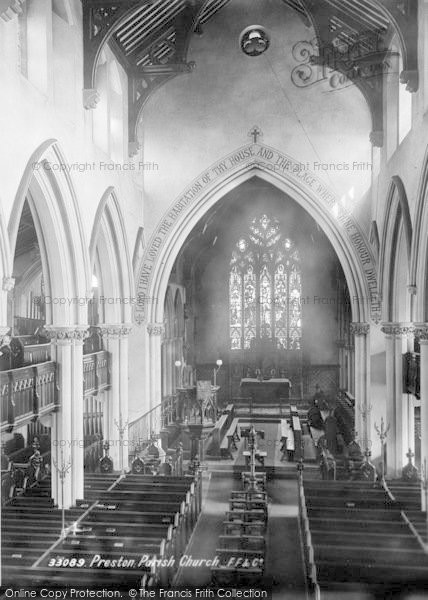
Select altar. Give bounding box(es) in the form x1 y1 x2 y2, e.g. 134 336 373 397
240 378 291 402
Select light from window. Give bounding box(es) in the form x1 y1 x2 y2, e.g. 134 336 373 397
229 214 302 350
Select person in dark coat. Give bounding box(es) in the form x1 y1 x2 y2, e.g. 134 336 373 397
10 337 24 368
324 411 339 455
307 400 324 429
0 336 12 371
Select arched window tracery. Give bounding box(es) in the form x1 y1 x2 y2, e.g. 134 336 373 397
229 214 302 350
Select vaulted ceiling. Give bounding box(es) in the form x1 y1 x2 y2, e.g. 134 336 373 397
82 0 418 153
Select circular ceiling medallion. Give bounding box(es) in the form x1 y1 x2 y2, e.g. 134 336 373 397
239 25 270 57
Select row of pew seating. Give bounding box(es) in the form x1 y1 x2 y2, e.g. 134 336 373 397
211 472 268 586
2 471 201 589
299 477 428 596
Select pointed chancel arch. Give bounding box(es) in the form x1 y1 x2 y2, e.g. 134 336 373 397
379 176 413 322
138 148 376 328
136 143 377 416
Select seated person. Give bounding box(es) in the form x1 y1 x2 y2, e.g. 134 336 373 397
10 337 25 368
0 337 12 371
307 401 324 430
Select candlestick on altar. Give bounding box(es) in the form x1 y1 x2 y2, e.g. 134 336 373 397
52 448 72 537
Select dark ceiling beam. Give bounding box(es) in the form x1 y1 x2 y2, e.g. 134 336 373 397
82 0 153 108
82 0 208 155
128 0 206 154
373 0 418 91
299 0 417 147
131 23 176 65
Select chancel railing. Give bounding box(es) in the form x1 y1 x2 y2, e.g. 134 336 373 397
0 362 59 432
129 389 199 450
83 350 110 396
129 403 162 451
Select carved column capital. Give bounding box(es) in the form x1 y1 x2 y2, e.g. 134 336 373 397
0 0 26 21
414 324 428 342
350 322 370 336
147 322 165 337
2 276 15 292
45 326 89 342
408 284 417 296
83 88 100 109
98 324 132 339
381 322 415 336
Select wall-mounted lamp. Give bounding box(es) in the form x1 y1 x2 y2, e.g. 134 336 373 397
213 359 223 387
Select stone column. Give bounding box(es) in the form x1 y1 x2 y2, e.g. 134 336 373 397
336 340 346 389
1 277 14 334
99 324 132 472
46 326 87 509
350 323 370 449
381 323 413 476
147 323 165 433
415 325 428 469
345 344 355 395
119 326 131 466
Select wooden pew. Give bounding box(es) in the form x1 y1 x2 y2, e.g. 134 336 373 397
226 509 266 524
241 471 266 490
218 534 265 551
229 498 267 516
211 565 264 586
2 470 199 590
222 520 265 536
292 414 303 461
230 490 267 502
210 411 233 456
302 479 428 593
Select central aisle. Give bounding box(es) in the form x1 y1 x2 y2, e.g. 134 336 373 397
234 421 282 468
177 427 307 598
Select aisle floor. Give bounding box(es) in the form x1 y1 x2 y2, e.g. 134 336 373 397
177 460 307 599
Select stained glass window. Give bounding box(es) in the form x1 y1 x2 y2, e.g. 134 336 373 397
228 214 302 350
